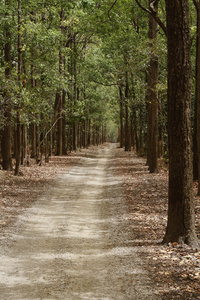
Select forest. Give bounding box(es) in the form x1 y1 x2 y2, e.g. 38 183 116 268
1 0 200 248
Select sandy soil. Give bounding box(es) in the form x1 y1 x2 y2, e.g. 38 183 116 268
0 144 160 300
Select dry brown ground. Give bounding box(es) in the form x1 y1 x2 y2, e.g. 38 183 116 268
0 144 200 299
113 147 200 299
0 151 85 230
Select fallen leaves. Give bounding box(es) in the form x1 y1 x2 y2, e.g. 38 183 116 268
0 145 200 299
113 147 200 299
0 144 102 230
0 153 84 231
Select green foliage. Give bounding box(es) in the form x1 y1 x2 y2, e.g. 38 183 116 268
0 0 198 151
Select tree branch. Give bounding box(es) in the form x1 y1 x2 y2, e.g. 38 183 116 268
40 116 63 146
108 0 118 19
135 0 167 37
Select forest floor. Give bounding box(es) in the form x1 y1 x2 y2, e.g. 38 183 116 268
0 143 200 299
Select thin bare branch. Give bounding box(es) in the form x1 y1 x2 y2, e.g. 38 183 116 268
40 116 63 146
135 0 167 37
108 0 118 19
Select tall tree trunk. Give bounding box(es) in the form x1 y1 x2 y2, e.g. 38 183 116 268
87 119 91 147
132 108 139 152
21 124 24 165
30 122 36 158
193 89 198 180
15 112 21 175
83 120 87 148
30 63 37 158
54 92 61 155
56 7 66 156
36 125 40 162
73 36 77 151
15 0 22 176
195 3 200 193
193 0 198 180
124 72 131 151
147 0 158 173
2 0 13 171
57 93 63 155
119 85 124 148
62 90 66 154
157 99 163 158
163 0 199 247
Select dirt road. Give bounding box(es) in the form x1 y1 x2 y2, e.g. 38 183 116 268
0 145 159 299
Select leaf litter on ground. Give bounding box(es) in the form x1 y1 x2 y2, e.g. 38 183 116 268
113 147 200 299
0 144 200 299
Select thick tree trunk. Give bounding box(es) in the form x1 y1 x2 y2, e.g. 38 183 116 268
163 0 199 247
147 0 158 173
196 4 200 194
193 92 198 180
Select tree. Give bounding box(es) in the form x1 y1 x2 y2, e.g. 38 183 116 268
135 0 199 246
163 0 199 247
118 83 124 148
15 0 22 176
146 0 158 173
193 0 200 192
1 0 13 171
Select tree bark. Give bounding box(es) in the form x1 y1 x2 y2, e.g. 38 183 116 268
147 0 158 173
15 0 22 176
2 0 13 171
30 122 36 158
163 0 199 247
124 73 131 151
87 119 91 147
157 99 163 158
14 112 21 175
195 3 200 194
119 85 124 148
21 124 25 165
54 92 62 155
57 93 63 156
62 90 66 154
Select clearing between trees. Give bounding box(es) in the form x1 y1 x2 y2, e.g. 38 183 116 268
0 144 200 299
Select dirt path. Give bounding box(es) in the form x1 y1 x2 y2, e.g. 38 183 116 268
0 144 159 300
